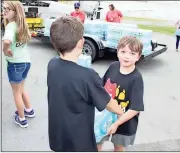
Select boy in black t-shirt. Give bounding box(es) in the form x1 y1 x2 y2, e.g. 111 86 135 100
47 16 124 152
97 36 144 151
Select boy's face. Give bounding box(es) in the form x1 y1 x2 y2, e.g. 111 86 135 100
117 44 141 67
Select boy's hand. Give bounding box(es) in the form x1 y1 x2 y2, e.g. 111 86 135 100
107 122 119 135
106 99 124 115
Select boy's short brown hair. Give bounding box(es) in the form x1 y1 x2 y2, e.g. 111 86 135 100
50 16 84 55
117 36 143 55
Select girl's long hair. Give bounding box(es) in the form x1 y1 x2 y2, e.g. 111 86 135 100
4 1 31 44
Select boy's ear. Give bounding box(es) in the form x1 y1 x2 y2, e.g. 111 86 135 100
77 38 84 49
81 37 85 46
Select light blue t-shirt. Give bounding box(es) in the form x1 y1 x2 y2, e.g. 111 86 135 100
2 21 31 63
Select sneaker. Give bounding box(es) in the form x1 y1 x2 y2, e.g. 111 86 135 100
176 49 179 52
14 114 28 128
15 109 35 118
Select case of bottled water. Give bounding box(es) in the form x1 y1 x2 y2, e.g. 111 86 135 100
84 20 138 41
84 20 105 40
77 54 92 68
106 26 152 50
142 45 152 56
94 108 118 143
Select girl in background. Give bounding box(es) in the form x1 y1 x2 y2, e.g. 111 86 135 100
175 20 180 52
2 1 35 128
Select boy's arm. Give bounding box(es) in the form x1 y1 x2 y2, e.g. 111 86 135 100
106 98 124 115
107 110 138 135
87 69 123 115
114 110 138 126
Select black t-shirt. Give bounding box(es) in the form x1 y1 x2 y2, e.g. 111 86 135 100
103 61 144 136
47 57 111 152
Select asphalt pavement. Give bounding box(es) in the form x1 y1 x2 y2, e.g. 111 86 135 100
1 32 180 151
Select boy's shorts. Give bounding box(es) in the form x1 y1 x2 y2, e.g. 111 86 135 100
7 61 31 84
97 134 136 147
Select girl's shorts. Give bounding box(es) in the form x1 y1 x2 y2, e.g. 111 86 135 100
7 61 31 84
97 134 136 147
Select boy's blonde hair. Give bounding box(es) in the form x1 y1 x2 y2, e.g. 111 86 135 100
4 1 31 44
117 36 143 55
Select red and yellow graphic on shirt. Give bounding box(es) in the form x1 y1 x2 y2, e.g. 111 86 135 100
104 79 129 112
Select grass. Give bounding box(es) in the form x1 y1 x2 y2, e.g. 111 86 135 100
123 16 168 22
123 16 176 35
138 24 176 35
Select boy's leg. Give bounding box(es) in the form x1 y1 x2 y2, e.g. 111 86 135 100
114 145 125 152
96 135 110 151
112 134 125 152
112 134 136 152
97 144 103 151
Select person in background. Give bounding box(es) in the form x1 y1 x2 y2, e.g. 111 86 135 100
175 20 180 52
70 2 85 23
2 1 35 128
106 4 123 23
